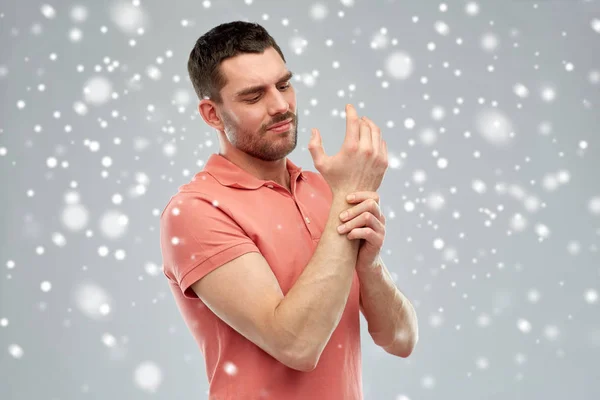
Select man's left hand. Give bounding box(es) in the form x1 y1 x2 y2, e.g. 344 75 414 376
337 191 386 271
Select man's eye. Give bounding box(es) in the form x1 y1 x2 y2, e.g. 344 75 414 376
245 84 290 103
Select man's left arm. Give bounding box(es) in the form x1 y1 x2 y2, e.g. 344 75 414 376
337 190 419 357
357 256 418 357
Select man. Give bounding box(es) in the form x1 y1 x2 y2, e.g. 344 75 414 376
160 21 418 399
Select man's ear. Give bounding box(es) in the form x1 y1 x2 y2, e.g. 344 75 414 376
198 99 224 131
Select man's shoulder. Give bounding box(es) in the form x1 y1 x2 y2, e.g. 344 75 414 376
160 172 221 219
178 170 221 193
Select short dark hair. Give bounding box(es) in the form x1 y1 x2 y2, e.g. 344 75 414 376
187 21 286 105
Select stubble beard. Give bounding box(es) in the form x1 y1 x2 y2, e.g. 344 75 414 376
224 112 299 162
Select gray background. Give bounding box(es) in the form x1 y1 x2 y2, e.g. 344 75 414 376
1 0 599 399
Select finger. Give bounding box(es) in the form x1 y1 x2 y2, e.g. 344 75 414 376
344 104 360 146
308 128 327 167
338 209 385 235
359 118 372 152
347 227 384 247
362 116 381 154
382 139 388 167
346 191 379 204
340 198 381 223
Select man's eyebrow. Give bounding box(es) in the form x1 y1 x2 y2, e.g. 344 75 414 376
234 71 294 98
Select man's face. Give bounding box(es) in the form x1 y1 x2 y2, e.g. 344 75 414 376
216 47 298 162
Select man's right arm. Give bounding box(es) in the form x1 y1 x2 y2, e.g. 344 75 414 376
272 190 359 370
190 190 358 372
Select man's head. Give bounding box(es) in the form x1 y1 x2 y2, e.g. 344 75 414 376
188 21 298 162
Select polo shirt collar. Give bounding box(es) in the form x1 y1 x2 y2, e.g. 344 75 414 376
203 153 308 190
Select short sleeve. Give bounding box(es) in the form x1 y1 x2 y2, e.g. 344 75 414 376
160 193 260 299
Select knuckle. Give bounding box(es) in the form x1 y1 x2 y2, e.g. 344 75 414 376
346 143 358 153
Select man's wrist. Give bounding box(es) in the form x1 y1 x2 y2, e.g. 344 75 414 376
356 255 383 273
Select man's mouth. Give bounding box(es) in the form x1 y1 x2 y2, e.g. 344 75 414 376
267 118 293 131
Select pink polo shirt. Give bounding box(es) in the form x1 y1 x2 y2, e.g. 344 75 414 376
160 153 363 399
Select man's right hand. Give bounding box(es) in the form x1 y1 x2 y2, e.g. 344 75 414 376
308 104 388 195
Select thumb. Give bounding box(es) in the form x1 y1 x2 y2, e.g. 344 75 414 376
308 128 326 165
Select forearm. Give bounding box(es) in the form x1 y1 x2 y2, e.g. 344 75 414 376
358 257 418 356
274 191 360 369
